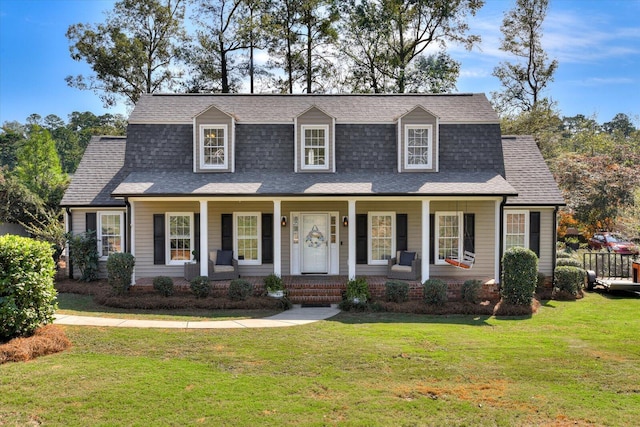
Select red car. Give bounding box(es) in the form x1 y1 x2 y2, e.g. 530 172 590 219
589 232 640 255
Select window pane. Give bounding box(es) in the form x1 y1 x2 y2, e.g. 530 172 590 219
100 214 122 257
407 127 430 166
304 128 326 166
169 215 191 261
203 127 225 166
370 214 393 261
438 214 460 261
236 214 259 261
505 213 526 250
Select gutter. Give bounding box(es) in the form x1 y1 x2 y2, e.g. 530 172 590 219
125 198 132 254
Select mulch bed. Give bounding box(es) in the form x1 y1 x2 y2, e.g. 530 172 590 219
0 325 71 365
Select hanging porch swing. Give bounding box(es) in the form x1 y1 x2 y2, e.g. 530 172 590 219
444 200 476 270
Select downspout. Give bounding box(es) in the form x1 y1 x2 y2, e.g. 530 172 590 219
498 196 508 284
65 207 73 280
124 198 131 254
552 205 559 285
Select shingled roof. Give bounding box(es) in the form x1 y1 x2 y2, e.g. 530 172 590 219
128 93 499 124
61 136 127 207
502 135 565 206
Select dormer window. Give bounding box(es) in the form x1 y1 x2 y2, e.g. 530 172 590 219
200 125 228 169
405 124 433 169
301 125 329 170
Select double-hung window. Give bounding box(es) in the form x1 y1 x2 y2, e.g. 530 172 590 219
167 213 193 264
200 125 228 169
405 125 432 169
435 212 462 264
301 125 329 170
235 213 261 265
98 212 124 259
504 211 529 251
368 212 395 265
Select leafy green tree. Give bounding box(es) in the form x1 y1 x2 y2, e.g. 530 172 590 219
404 52 460 93
491 0 558 114
500 99 563 158
339 0 482 93
603 113 636 139
66 0 188 106
13 126 68 209
264 0 304 93
0 123 25 170
0 167 44 225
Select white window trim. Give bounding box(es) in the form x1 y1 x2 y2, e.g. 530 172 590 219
234 212 262 266
504 210 530 251
435 211 463 265
300 124 330 171
404 124 433 170
368 211 395 265
166 212 194 266
97 211 124 260
199 124 228 170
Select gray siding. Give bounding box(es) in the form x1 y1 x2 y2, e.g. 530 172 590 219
439 124 505 174
126 124 192 170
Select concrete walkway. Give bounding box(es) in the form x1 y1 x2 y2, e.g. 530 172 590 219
53 305 341 329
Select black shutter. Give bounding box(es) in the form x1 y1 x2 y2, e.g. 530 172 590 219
530 212 541 257
221 214 233 251
153 214 165 265
356 214 368 264
85 212 97 233
429 214 435 264
194 213 200 262
396 214 408 252
463 213 475 253
262 213 274 264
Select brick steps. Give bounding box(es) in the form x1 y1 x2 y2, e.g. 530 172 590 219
285 284 344 304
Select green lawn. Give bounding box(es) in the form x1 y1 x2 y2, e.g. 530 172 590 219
1 291 639 426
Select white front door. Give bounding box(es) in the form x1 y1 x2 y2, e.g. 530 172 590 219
301 213 329 274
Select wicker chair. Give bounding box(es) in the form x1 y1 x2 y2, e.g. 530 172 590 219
387 251 421 281
208 250 239 281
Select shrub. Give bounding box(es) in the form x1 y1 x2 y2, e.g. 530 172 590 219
461 279 482 304
554 266 586 296
190 276 211 299
556 258 582 268
501 247 538 306
338 298 369 311
264 274 284 292
345 278 370 302
556 251 572 259
0 235 57 342
106 253 135 295
384 280 409 303
66 231 99 281
423 279 447 306
228 279 254 301
153 276 174 297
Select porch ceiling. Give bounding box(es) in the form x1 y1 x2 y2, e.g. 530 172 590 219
112 170 516 198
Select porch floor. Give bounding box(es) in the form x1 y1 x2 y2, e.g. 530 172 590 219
134 275 498 304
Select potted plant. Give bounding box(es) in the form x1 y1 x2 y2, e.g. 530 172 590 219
264 274 285 298
345 277 370 303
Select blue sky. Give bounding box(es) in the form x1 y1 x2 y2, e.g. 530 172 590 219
1 0 639 125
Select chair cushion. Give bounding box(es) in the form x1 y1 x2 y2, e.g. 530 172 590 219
216 250 233 266
214 265 235 273
399 251 415 266
391 264 412 273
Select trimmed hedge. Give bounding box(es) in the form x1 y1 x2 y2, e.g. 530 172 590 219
0 235 57 342
556 258 582 268
106 253 135 295
153 276 174 297
554 266 586 296
345 278 370 302
501 247 538 306
228 279 254 301
461 279 482 304
423 279 447 306
190 276 211 299
384 280 409 303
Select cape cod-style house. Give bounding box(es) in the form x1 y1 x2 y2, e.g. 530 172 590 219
61 93 564 291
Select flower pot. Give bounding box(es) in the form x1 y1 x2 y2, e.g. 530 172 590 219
267 290 284 298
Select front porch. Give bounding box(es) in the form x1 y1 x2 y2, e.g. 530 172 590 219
134 275 500 304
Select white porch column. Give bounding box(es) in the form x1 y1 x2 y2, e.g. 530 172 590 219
421 199 430 283
273 200 282 276
495 199 501 283
199 200 209 277
348 199 356 279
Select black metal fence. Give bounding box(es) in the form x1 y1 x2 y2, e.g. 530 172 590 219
582 252 635 279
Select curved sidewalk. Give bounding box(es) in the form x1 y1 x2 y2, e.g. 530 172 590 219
53 305 340 329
